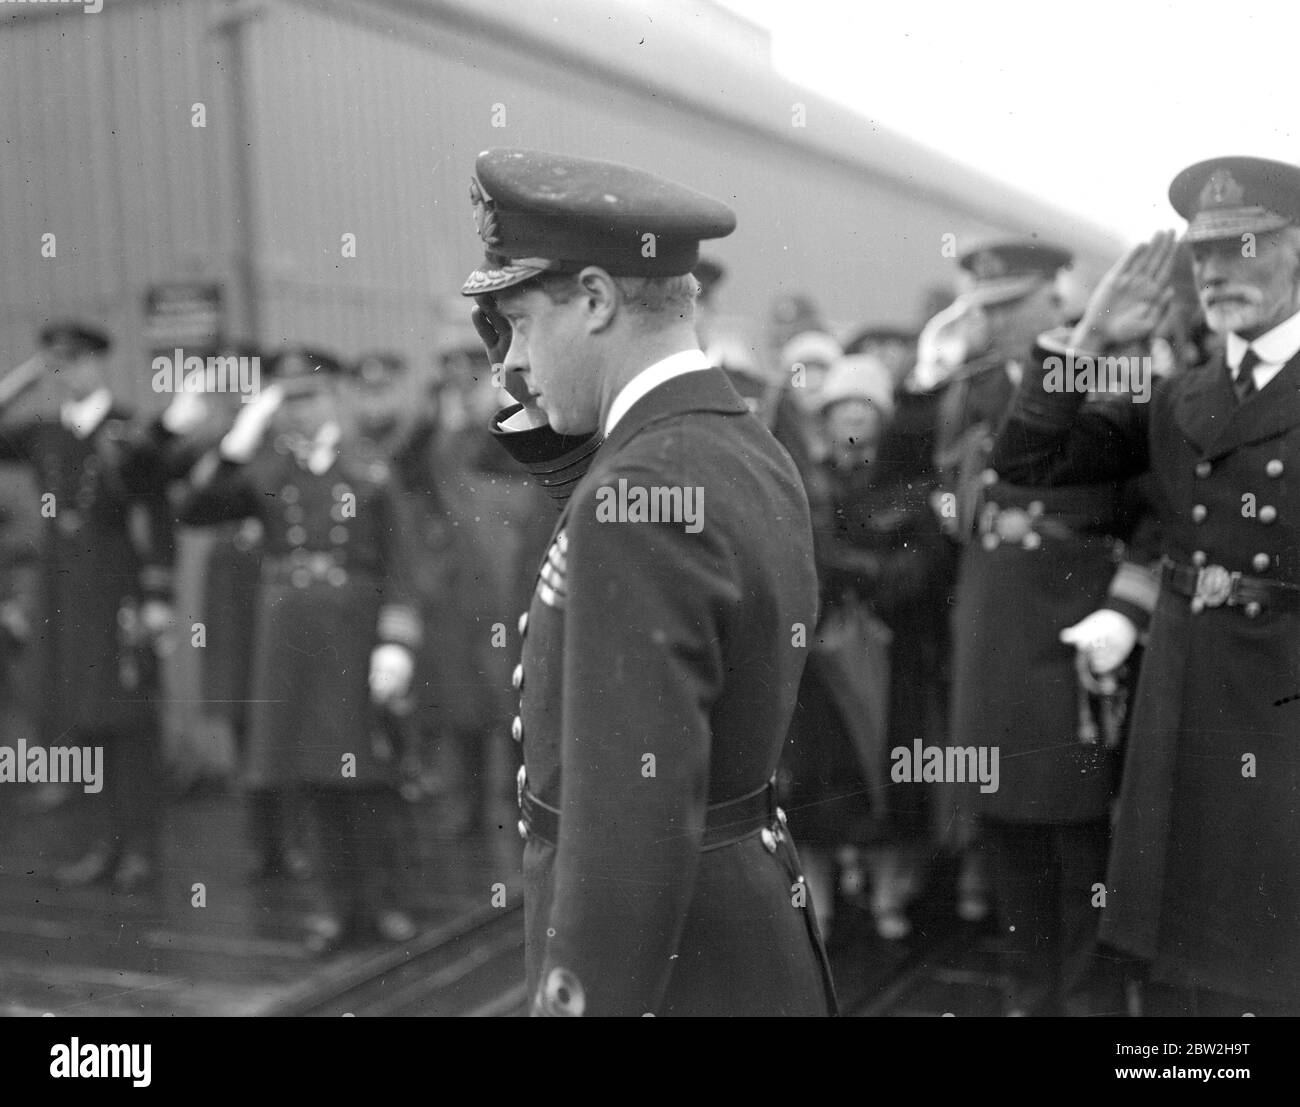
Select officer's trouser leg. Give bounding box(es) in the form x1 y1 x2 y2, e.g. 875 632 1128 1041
97 720 161 860
1055 819 1125 1016
308 784 361 923
352 784 409 912
982 820 1058 1014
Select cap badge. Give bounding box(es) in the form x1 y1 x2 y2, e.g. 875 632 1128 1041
469 178 503 247
1199 168 1246 211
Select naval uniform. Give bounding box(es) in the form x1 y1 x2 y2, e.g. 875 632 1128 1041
0 391 175 862
492 361 835 1017
992 330 1300 1011
178 430 423 921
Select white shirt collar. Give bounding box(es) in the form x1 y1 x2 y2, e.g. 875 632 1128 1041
1226 307 1300 390
60 388 113 439
604 348 711 436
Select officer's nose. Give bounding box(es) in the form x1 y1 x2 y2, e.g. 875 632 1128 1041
502 331 529 374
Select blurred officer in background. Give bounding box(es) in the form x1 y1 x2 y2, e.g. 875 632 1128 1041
465 147 833 1016
347 350 513 828
176 348 422 952
938 240 1135 1015
0 322 176 892
993 157 1300 1016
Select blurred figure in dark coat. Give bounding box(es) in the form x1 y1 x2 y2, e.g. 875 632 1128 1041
0 322 177 892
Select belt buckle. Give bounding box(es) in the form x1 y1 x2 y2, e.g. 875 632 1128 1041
1191 564 1237 612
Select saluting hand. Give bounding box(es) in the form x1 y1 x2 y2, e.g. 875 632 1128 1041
1072 230 1179 352
472 297 548 429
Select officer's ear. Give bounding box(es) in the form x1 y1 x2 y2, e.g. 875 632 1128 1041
575 267 619 333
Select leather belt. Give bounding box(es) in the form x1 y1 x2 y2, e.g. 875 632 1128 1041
517 773 786 853
1161 558 1300 615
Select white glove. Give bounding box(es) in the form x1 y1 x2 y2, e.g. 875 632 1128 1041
1060 609 1137 675
162 379 209 436
912 298 990 390
369 644 414 705
220 382 284 462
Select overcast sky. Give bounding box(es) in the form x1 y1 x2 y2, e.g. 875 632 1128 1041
715 0 1299 242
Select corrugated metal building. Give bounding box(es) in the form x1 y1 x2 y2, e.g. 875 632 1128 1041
1 0 1124 401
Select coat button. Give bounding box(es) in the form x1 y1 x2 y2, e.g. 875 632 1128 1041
1259 505 1278 524
511 664 524 691
761 828 778 853
981 468 998 486
1191 505 1207 522
1195 460 1212 478
517 611 528 636
327 566 348 587
511 715 524 742
1266 459 1284 478
1244 601 1262 619
1191 550 1207 567
1022 532 1042 550
1253 553 1271 573
330 525 349 544
281 484 299 503
287 525 307 545
517 819 529 840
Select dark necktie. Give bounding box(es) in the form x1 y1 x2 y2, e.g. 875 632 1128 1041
1234 347 1260 403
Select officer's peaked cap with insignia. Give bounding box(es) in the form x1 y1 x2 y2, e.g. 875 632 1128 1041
38 320 112 356
266 346 344 384
461 148 737 296
958 238 1073 306
350 351 408 386
1169 156 1300 243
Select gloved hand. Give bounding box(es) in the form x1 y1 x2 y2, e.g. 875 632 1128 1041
912 297 991 391
140 599 176 656
1060 609 1137 676
369 643 414 705
473 297 547 430
161 374 210 436
220 382 284 462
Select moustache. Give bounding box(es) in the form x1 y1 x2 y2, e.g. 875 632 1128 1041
1201 285 1264 307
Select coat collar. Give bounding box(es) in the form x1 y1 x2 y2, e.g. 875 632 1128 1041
1180 347 1300 460
544 367 747 545
595 365 748 461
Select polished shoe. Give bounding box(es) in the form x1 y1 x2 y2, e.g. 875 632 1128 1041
250 847 312 882
303 912 348 956
374 909 417 943
55 847 117 887
112 851 155 894
873 906 913 941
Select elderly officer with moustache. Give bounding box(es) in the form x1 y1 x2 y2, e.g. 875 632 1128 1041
991 156 1300 1016
461 148 832 1017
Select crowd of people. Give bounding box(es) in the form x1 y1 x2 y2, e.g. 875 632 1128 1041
2 146 1297 1018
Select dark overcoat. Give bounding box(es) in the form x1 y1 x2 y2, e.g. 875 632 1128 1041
0 407 174 740
493 368 834 1017
178 441 421 788
992 343 1300 1004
